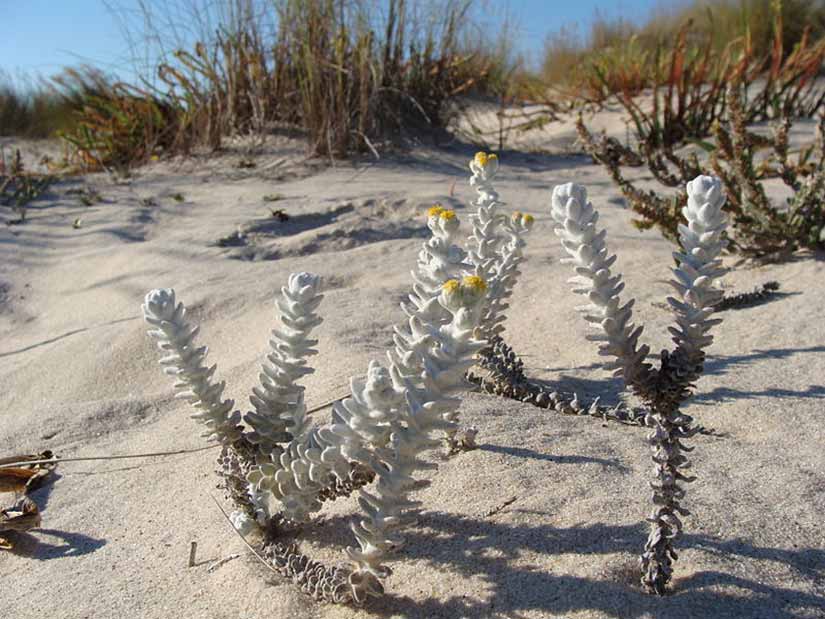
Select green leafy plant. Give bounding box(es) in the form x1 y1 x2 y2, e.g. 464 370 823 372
54 68 181 170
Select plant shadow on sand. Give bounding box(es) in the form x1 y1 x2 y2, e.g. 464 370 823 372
5 528 106 561
530 344 825 406
293 509 825 619
478 444 630 473
695 345 825 404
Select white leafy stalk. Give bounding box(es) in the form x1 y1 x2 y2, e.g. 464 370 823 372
466 152 533 343
467 153 507 331
345 276 487 604
397 205 469 372
395 208 476 440
549 182 654 394
467 152 504 274
142 262 486 604
142 289 242 445
665 176 727 385
550 175 727 595
484 211 534 340
640 175 727 595
245 272 324 456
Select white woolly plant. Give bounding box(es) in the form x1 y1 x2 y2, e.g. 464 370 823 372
143 290 244 446
251 274 486 604
345 275 487 603
484 210 534 340
395 205 473 441
245 207 475 525
550 174 727 595
399 205 470 357
467 152 505 283
143 276 328 528
187 208 483 604
143 277 324 455
244 364 382 523
466 151 533 342
244 272 324 455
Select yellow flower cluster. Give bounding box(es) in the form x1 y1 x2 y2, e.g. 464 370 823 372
442 276 487 296
462 275 487 293
473 152 498 168
442 279 461 294
512 211 534 226
427 204 456 220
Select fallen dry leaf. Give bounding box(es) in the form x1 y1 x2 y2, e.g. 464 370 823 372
0 450 57 493
0 468 39 493
0 497 41 533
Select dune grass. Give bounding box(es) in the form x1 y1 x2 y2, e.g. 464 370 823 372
2 0 824 170
0 73 77 139
1 0 512 168
541 0 825 105
73 0 512 167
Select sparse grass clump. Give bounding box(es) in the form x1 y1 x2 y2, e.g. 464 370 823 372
0 149 54 224
542 0 825 110
3 1 508 167
52 0 505 167
54 68 182 170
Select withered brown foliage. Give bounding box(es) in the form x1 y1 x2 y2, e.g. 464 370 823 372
0 149 54 224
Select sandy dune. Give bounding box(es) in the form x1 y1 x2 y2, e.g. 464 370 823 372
1 111 823 619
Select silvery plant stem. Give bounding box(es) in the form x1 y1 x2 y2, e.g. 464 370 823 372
467 152 519 343
143 290 243 446
398 206 470 367
244 272 324 457
249 279 485 603
640 176 726 594
143 290 257 518
246 359 395 524
345 277 486 603
482 211 534 341
550 175 727 595
549 182 655 396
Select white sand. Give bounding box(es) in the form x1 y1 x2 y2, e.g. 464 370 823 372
1 112 824 619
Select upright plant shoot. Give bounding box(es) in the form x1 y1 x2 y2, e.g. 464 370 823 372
550 174 727 594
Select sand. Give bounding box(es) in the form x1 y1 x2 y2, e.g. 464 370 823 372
1 109 823 619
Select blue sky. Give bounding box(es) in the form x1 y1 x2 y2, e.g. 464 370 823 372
1 0 666 85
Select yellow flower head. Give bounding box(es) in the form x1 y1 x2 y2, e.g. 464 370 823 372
462 275 487 293
428 204 445 218
442 279 461 294
439 209 456 221
442 275 487 310
512 211 534 229
473 152 498 168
